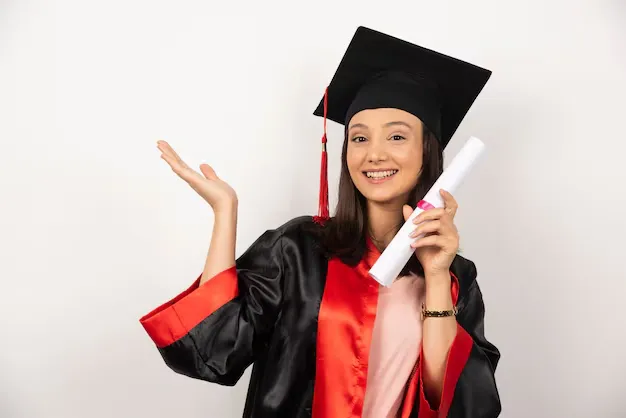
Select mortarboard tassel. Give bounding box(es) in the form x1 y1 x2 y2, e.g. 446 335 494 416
313 87 330 226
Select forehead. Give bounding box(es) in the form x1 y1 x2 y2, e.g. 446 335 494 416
348 108 422 128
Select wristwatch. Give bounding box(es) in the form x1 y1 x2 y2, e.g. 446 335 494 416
421 303 458 320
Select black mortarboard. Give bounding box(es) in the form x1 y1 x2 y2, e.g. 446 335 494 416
311 26 491 224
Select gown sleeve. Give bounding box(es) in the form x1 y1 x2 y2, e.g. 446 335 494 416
139 227 286 386
417 276 502 418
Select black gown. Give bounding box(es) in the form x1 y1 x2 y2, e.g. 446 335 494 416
139 216 501 417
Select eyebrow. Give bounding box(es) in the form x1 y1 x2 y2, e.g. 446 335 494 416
348 123 368 132
348 121 413 131
384 121 413 129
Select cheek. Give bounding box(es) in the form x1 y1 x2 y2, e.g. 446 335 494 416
346 146 363 175
395 149 423 176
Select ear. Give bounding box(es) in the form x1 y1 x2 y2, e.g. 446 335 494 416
402 204 413 222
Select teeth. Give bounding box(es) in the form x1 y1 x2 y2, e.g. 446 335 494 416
366 170 398 179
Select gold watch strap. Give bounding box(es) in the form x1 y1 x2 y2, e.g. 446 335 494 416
421 303 458 320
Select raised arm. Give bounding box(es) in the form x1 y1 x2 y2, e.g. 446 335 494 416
139 141 285 385
155 140 239 283
201 203 237 285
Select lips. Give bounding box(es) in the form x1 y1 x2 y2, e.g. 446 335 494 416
364 169 398 179
362 169 398 183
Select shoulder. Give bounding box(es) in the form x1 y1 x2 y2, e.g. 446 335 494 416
270 215 321 239
249 216 327 265
274 215 318 233
256 215 324 249
238 216 322 262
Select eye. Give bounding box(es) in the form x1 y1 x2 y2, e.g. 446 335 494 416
351 136 367 143
390 135 406 141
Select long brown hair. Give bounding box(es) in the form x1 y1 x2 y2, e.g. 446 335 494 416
312 123 443 277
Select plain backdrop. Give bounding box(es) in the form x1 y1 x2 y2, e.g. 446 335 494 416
1 0 625 417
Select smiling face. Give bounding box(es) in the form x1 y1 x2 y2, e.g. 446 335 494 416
346 107 424 206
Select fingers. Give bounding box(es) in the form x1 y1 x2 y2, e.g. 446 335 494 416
413 207 447 224
160 152 184 175
157 140 204 183
411 190 458 224
158 140 187 169
200 163 219 181
411 234 444 249
410 220 442 238
410 231 458 250
440 189 458 218
410 217 457 238
402 205 413 222
157 140 185 172
406 190 459 252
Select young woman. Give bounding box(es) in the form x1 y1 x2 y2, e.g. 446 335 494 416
140 27 501 418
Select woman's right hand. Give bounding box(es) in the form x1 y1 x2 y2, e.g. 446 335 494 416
157 140 237 213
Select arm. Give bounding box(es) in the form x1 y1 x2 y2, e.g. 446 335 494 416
417 273 501 418
406 191 501 417
200 202 237 285
421 272 458 406
139 215 287 386
143 141 288 385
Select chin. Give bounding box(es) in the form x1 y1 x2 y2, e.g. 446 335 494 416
359 188 410 206
352 172 416 206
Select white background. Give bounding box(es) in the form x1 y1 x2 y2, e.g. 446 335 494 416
1 0 625 417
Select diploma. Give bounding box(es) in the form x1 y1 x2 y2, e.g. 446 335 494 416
368 136 486 287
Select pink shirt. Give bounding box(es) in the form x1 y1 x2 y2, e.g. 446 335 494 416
362 273 426 418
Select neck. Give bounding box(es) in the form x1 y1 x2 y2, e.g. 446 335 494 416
366 199 405 250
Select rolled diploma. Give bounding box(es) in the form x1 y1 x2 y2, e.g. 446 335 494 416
368 136 486 287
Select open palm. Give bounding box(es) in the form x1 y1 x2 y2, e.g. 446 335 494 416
157 140 237 212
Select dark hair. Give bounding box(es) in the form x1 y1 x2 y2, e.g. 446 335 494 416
314 123 443 277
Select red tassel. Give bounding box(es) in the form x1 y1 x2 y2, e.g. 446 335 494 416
313 87 330 226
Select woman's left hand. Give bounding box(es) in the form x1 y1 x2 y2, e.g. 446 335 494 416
402 189 460 279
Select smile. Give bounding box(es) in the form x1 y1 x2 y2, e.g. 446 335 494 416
363 169 398 183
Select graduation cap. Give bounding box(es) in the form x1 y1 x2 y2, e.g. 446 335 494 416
312 26 491 223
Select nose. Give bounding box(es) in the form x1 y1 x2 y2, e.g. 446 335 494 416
366 137 388 163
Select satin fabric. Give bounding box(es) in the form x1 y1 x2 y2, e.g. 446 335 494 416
139 216 501 417
311 257 379 417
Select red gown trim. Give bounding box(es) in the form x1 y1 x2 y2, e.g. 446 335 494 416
311 237 469 417
397 269 462 417
417 322 473 418
139 266 239 347
311 245 380 417
411 270 472 418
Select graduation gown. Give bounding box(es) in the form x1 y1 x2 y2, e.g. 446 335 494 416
139 216 501 417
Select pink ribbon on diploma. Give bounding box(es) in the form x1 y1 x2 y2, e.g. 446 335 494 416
417 200 434 210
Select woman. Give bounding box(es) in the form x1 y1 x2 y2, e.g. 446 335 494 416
140 26 501 418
